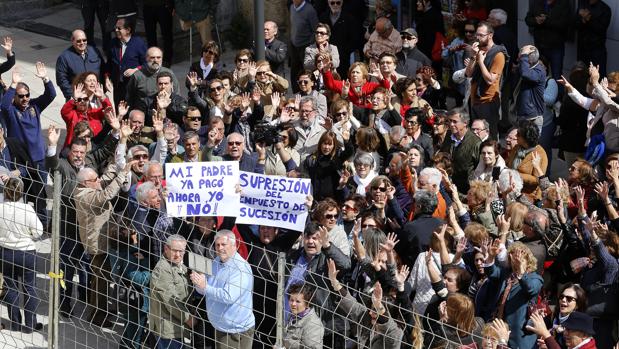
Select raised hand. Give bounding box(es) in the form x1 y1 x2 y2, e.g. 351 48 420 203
433 224 447 243
574 186 586 207
206 128 218 147
320 116 333 130
1 36 13 54
190 272 207 290
369 62 380 77
525 312 551 338
105 76 113 93
73 83 87 99
270 92 281 110
157 90 171 110
240 92 251 110
120 118 133 139
187 71 199 89
338 168 351 188
594 181 610 202
352 218 361 239
34 61 47 79
279 106 291 123
588 62 600 85
11 68 21 85
380 232 400 253
47 125 60 146
318 225 330 249
251 87 262 103
248 62 257 78
606 161 619 182
496 214 511 235
327 258 340 285
153 111 164 134
117 100 129 118
395 264 411 287
456 236 468 255
371 281 384 310
104 106 120 130
489 319 511 344
304 194 313 211
94 83 105 99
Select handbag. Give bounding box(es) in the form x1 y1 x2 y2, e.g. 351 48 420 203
586 281 619 318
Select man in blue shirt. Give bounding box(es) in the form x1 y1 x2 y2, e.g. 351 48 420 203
191 230 255 349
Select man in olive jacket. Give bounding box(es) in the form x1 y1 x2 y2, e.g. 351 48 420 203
441 108 481 193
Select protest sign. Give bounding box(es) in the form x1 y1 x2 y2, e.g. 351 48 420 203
236 171 312 231
165 161 240 217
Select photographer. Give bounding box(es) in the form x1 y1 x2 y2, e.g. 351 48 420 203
265 126 301 177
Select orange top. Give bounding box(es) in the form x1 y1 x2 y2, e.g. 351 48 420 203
470 52 505 104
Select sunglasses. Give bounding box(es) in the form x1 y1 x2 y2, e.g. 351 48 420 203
17 93 30 98
298 80 310 85
329 1 341 4
401 35 414 40
406 119 419 125
323 214 338 220
237 58 249 63
228 141 243 146
204 50 217 55
342 204 357 211
334 112 347 117
76 97 88 103
285 106 298 111
256 71 268 76
315 31 329 36
362 224 376 229
210 85 224 91
75 39 87 43
186 117 201 122
379 60 394 65
372 186 387 192
133 154 149 160
559 294 577 303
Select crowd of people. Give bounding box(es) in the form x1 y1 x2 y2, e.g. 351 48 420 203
0 0 618 349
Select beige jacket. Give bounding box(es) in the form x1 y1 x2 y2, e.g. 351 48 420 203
149 257 191 339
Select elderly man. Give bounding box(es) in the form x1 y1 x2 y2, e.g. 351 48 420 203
149 234 193 349
515 45 546 135
396 28 431 77
262 21 288 77
108 17 147 105
465 21 508 139
126 46 179 108
169 131 203 163
74 160 132 326
363 17 402 64
471 119 490 142
136 70 188 125
126 109 156 147
203 132 267 174
56 29 104 100
191 230 255 349
441 108 480 193
397 189 443 268
293 96 328 163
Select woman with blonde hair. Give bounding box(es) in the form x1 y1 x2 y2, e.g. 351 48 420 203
466 180 497 234
236 60 288 116
505 202 528 243
323 61 390 108
484 240 543 349
439 293 485 349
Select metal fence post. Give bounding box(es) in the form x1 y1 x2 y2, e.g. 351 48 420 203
275 252 286 348
47 171 62 349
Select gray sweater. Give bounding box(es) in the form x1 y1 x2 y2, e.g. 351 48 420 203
289 2 319 47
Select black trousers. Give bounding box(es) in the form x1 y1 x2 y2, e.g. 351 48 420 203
471 98 501 140
289 44 308 93
143 4 174 66
81 0 111 59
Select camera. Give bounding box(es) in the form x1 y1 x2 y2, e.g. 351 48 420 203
251 121 281 146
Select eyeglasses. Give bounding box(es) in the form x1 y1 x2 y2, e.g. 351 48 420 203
559 294 577 303
372 186 387 192
476 32 490 38
405 119 419 125
379 60 394 65
75 39 87 43
355 163 370 168
329 1 341 4
323 214 338 220
210 85 224 91
472 127 487 132
256 71 268 76
17 93 30 98
186 116 201 122
298 79 311 85
237 58 249 63
315 31 329 36
401 35 414 40
285 106 298 111
362 223 376 229
133 154 149 160
334 112 347 117
76 97 88 103
228 141 243 146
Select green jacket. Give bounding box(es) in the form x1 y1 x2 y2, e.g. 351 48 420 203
149 257 191 339
442 129 481 193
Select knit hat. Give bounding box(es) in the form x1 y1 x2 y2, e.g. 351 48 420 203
562 311 595 335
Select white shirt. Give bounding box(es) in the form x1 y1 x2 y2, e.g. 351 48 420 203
0 201 44 250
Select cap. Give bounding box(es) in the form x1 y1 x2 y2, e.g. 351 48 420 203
562 312 595 336
401 28 417 38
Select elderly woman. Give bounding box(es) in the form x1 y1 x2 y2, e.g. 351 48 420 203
323 62 390 108
231 49 253 93
237 60 288 116
470 139 506 182
507 120 548 201
565 159 598 218
284 283 324 349
354 126 386 171
337 152 378 198
303 23 340 72
466 180 497 234
60 71 110 148
0 178 44 333
186 41 220 98
404 108 434 165
485 241 543 349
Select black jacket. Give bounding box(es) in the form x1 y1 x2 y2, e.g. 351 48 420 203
303 141 354 202
575 0 611 51
525 0 572 49
263 39 288 77
396 213 444 268
396 47 432 77
137 92 188 126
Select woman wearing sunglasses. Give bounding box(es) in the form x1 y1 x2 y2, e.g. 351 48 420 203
303 23 340 72
186 41 220 98
61 71 110 149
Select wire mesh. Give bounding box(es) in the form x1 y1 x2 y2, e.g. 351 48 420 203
0 159 488 349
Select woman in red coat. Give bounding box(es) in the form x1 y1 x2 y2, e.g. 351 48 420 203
60 71 111 149
323 62 389 108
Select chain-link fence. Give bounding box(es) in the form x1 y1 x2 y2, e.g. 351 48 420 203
0 160 487 349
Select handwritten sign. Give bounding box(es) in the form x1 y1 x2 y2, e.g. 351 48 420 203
165 162 240 217
236 171 312 231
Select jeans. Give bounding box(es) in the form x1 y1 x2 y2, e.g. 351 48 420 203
0 248 39 329
156 337 185 349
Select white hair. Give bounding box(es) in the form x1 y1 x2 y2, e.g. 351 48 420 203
76 168 97 184
166 234 186 246
498 169 523 194
214 229 237 246
136 181 157 204
489 9 507 25
419 167 442 187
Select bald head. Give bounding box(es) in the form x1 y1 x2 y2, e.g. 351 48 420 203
146 47 163 71
264 21 278 41
71 29 88 54
524 211 548 238
375 17 393 38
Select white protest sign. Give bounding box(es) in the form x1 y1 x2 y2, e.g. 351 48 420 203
165 161 240 217
236 171 312 231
